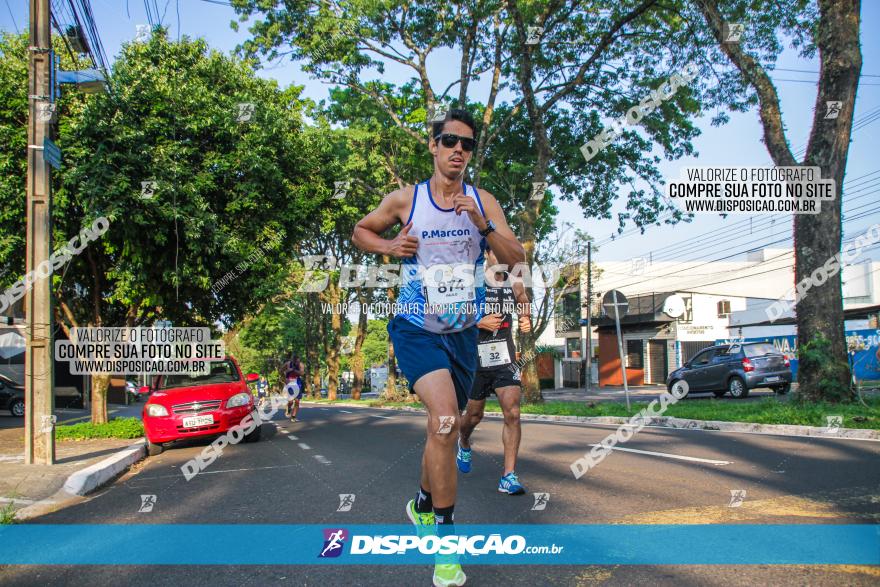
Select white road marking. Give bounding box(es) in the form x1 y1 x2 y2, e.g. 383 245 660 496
569 421 880 443
314 455 332 465
340 410 353 414
287 435 299 440
588 444 732 465
138 464 304 480
298 443 311 450
369 414 392 419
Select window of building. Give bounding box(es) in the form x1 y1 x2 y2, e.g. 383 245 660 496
626 339 643 369
717 299 731 318
566 337 581 359
556 291 581 334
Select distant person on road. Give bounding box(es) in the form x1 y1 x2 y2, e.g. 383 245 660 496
282 353 304 421
352 108 525 587
256 375 269 409
457 244 532 495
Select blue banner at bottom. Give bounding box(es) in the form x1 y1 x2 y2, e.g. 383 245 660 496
0 524 877 565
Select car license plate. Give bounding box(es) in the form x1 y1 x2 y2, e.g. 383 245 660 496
182 414 214 428
765 376 780 383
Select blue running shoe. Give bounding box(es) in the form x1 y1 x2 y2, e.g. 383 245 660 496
498 472 525 495
456 442 472 474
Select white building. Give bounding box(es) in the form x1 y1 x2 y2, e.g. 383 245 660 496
540 248 879 387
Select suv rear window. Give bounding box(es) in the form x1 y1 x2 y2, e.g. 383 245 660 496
158 359 240 390
744 342 777 357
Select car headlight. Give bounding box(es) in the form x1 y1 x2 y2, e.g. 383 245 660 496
146 403 168 417
226 392 251 408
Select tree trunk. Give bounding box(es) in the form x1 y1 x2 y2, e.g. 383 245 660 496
792 0 861 402
321 282 342 400
694 1 861 404
382 254 398 397
90 373 110 424
350 290 369 400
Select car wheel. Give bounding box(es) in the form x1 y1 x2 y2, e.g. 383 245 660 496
713 390 726 398
146 440 164 456
667 380 689 398
9 399 25 417
774 383 791 395
728 376 749 399
244 421 262 443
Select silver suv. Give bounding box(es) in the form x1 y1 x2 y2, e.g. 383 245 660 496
666 342 792 399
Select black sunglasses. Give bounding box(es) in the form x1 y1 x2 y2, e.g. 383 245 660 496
434 133 476 152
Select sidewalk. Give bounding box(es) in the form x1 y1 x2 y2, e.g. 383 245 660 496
0 403 145 519
541 384 795 403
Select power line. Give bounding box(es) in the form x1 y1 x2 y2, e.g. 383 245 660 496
599 200 880 292
602 168 880 268
769 66 880 79
3 0 18 31
771 77 880 87
627 227 880 297
593 106 880 250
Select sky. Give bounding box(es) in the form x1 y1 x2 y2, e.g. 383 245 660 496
2 0 879 273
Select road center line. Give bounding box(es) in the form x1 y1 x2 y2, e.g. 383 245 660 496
298 443 311 450
588 444 732 465
287 435 298 440
314 455 331 465
340 410 353 414
369 414 392 419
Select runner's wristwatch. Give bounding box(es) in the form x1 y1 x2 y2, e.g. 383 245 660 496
479 220 496 237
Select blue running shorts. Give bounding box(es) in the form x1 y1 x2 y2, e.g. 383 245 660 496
388 316 479 411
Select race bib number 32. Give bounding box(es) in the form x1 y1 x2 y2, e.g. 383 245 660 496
478 342 511 367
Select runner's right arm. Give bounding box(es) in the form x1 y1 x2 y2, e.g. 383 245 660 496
352 187 418 258
477 314 503 331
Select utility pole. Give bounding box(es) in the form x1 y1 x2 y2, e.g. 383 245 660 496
24 0 55 465
585 245 592 394
577 243 584 393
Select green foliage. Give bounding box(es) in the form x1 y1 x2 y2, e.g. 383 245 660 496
0 33 28 283
0 29 324 329
536 344 562 358
55 417 145 440
0 501 16 525
797 334 853 403
361 318 389 367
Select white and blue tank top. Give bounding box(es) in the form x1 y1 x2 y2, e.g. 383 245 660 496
397 180 487 334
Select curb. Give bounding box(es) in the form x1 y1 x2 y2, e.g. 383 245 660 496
303 401 879 440
14 440 146 521
62 441 147 496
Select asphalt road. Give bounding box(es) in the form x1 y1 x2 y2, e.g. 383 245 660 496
2 403 879 586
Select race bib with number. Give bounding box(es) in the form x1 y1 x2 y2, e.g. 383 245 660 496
478 341 512 367
424 267 475 306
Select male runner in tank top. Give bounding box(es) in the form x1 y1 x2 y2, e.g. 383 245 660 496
352 109 525 587
456 244 532 495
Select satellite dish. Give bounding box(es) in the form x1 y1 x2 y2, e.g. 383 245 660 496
663 295 686 318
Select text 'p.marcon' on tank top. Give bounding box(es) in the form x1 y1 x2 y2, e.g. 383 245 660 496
396 180 488 334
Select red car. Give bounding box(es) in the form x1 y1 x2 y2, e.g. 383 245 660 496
142 357 261 456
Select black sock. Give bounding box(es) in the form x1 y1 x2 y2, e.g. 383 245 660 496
415 486 433 513
433 504 455 526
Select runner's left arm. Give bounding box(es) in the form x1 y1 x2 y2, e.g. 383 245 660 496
461 189 525 270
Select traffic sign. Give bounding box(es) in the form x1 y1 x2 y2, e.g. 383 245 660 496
602 290 628 318
602 289 631 410
43 138 61 170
